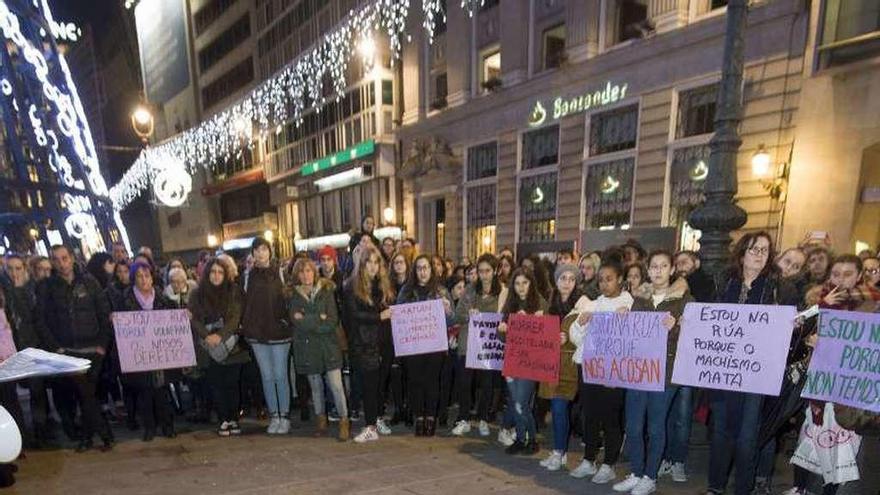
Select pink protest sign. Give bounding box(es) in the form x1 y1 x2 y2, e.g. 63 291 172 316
391 299 448 357
465 312 504 371
0 312 16 362
581 312 668 392
672 302 795 395
112 309 196 373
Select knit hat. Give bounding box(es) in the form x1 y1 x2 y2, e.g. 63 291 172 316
318 245 337 263
554 263 579 282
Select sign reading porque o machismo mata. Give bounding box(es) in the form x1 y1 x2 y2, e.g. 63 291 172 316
112 309 196 373
802 309 880 413
672 303 796 395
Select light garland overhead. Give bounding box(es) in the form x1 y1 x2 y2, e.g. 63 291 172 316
460 0 485 18
111 0 479 211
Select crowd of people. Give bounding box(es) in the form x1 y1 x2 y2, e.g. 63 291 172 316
0 214 879 494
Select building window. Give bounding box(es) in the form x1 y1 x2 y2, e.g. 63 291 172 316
522 124 559 170
466 184 497 258
201 58 254 109
194 0 239 36
589 104 639 156
818 0 880 69
542 24 566 70
467 141 497 180
711 0 728 9
675 84 718 139
430 72 448 110
479 46 502 93
584 158 634 229
668 144 709 248
609 0 650 46
519 172 557 243
198 14 251 73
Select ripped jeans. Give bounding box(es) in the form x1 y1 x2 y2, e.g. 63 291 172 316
506 377 536 443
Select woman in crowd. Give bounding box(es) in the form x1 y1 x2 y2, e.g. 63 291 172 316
348 215 379 254
537 264 586 471
117 261 176 441
190 258 249 437
385 250 410 426
431 255 448 285
614 251 690 495
85 252 114 289
707 232 793 495
624 262 648 297
497 255 515 286
163 267 195 309
381 237 396 262
240 237 291 435
805 247 831 288
439 273 466 427
343 245 395 443
395 254 453 437
289 258 349 440
28 255 52 282
389 251 410 295
862 256 880 291
578 252 601 300
464 264 478 286
569 261 634 484
498 268 548 455
521 254 554 301
451 254 508 438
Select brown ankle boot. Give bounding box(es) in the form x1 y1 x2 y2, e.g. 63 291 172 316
338 418 350 441
314 415 328 436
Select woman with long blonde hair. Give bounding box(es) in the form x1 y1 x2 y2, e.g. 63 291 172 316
342 245 395 443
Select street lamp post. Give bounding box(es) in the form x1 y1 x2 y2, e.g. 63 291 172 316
688 0 749 280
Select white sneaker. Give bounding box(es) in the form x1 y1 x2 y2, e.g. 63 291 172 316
780 488 806 495
376 418 392 435
592 464 616 484
276 418 291 435
569 459 598 479
671 462 688 482
543 451 567 471
353 426 379 443
631 476 657 495
478 420 490 437
539 451 557 467
451 420 471 436
657 460 672 478
497 427 516 447
266 416 280 435
613 473 641 492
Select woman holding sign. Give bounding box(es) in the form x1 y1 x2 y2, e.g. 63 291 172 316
614 251 690 495
498 268 548 456
343 245 395 444
451 254 508 438
395 254 454 437
117 261 177 442
568 261 634 484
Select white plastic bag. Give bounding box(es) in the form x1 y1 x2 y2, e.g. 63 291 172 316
791 402 862 485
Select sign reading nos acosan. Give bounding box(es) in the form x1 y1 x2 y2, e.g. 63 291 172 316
528 81 629 127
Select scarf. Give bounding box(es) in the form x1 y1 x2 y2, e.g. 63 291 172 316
134 287 155 310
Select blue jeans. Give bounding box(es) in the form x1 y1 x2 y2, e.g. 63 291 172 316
625 388 676 479
506 378 536 443
708 391 764 495
251 342 291 416
307 369 348 418
550 398 570 452
665 385 694 463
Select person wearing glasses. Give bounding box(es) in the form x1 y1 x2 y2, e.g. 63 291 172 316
862 256 880 291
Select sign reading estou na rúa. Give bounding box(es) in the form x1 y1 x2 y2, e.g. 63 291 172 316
528 81 629 128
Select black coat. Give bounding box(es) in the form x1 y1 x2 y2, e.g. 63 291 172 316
5 281 45 350
117 287 175 388
342 280 389 371
35 269 112 352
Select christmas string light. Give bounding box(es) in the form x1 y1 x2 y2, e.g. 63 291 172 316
422 0 446 44
460 0 485 18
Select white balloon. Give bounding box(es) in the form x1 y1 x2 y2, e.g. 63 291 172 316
0 406 22 463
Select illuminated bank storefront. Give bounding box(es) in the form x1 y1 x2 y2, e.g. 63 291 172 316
396 0 806 259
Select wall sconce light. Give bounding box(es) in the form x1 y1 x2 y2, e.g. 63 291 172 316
751 144 789 201
207 233 219 247
751 144 771 178
382 206 395 224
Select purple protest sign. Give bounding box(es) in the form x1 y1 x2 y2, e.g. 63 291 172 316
672 302 796 395
802 309 880 413
391 299 448 357
581 312 668 392
466 312 504 371
112 309 196 373
0 312 16 362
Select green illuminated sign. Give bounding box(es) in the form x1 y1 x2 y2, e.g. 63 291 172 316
528 81 629 127
300 139 376 176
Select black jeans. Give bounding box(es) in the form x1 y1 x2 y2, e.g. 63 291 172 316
135 385 174 431
437 351 455 418
405 352 444 418
53 353 112 442
360 365 382 426
378 335 394 415
579 381 624 465
207 361 242 423
454 355 494 422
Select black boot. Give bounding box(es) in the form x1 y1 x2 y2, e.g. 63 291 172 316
414 417 425 437
504 440 526 455
142 428 155 442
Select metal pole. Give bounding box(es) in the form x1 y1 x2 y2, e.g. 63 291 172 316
688 0 749 280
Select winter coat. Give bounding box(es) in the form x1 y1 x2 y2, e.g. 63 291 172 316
290 279 342 375
631 291 693 385
188 284 249 366
240 265 290 343
538 313 579 400
342 279 389 371
117 287 175 388
163 283 194 309
3 280 47 350
34 269 113 353
453 285 508 357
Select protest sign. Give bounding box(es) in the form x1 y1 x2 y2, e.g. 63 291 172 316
0 348 91 383
112 309 196 373
802 309 880 412
672 302 796 395
0 312 16 362
465 312 504 370
502 314 560 383
581 311 668 392
391 299 448 357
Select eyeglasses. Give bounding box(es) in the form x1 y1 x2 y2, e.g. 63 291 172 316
747 246 770 256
